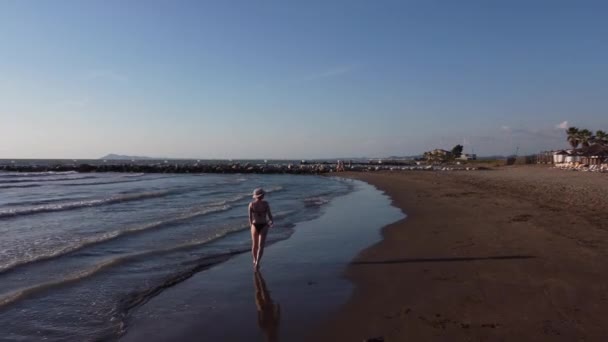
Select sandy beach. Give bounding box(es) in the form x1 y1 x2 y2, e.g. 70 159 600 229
317 166 608 341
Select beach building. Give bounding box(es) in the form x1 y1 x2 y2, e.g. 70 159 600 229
564 151 581 164
578 145 608 166
552 150 569 164
537 150 576 164
457 153 477 161
552 146 608 171
536 150 568 164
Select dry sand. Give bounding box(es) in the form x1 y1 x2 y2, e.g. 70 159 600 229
316 166 608 341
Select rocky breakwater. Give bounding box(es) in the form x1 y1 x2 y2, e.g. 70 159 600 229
0 162 344 175
0 161 483 175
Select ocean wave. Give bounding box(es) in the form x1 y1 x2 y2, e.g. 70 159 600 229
0 171 78 178
0 175 166 189
2 196 92 208
62 179 140 187
0 175 98 184
0 257 125 308
0 184 41 189
202 185 284 205
0 190 174 219
122 173 145 178
61 176 171 187
0 178 134 189
218 176 249 184
215 193 249 205
0 197 322 307
251 185 284 197
0 198 246 273
0 222 250 309
113 250 247 330
301 185 353 207
267 185 284 193
303 196 330 207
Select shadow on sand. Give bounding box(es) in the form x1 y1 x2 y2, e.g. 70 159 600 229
352 255 536 265
254 271 281 342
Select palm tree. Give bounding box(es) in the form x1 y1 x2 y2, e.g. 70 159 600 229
594 130 608 146
566 127 580 149
578 129 593 147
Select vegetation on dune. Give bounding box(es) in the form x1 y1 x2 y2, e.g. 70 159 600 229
594 130 608 145
451 144 464 159
566 127 581 149
565 127 607 148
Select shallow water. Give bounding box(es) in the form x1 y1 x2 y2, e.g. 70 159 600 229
122 179 405 342
0 172 351 340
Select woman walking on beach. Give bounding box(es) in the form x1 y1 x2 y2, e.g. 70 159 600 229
249 188 273 271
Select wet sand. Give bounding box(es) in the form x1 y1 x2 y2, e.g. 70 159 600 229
121 180 403 341
316 166 608 341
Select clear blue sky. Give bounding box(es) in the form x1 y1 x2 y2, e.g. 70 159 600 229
1 0 607 159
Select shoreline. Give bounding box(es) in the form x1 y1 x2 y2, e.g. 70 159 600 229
120 179 404 341
316 167 608 341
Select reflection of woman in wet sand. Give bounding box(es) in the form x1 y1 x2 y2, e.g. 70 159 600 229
254 271 280 342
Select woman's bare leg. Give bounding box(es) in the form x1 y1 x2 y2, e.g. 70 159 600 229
251 225 260 269
255 226 269 270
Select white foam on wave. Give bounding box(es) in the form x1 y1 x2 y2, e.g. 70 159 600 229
0 190 255 273
122 173 145 178
2 196 92 208
0 171 78 178
303 196 330 206
0 257 124 308
61 175 171 187
216 193 248 205
0 175 98 185
0 174 162 189
0 209 250 308
203 185 284 206
0 190 172 219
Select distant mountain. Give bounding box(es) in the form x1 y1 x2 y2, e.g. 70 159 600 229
100 154 159 160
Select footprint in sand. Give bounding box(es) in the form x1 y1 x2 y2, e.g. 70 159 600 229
510 214 533 222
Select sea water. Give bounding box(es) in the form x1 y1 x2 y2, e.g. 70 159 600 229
0 171 351 340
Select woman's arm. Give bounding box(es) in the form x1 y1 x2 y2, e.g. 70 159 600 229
266 203 273 226
248 203 253 226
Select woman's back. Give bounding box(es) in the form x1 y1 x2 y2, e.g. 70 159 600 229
250 200 269 224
